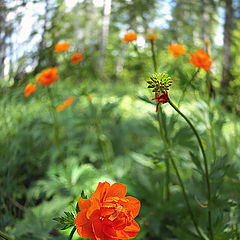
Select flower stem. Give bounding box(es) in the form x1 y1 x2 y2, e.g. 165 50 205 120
68 227 76 240
157 109 204 239
168 98 214 240
150 40 157 72
0 231 13 240
178 68 200 107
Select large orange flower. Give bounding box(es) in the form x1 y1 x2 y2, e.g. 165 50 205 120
24 83 36 97
168 43 186 57
54 42 70 52
71 52 84 64
189 49 213 73
75 181 140 240
36 67 58 86
122 32 137 42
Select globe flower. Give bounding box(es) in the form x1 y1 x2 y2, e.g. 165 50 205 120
189 49 213 73
36 67 58 86
146 33 157 42
146 72 173 112
57 105 64 112
168 43 186 57
57 96 74 112
122 32 137 42
75 181 140 240
24 83 36 97
63 96 74 107
71 52 84 64
54 42 70 53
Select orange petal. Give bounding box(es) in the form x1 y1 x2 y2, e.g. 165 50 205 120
106 183 127 198
92 182 110 202
75 210 89 226
86 198 101 220
122 220 140 238
124 196 140 218
76 222 95 239
78 197 91 211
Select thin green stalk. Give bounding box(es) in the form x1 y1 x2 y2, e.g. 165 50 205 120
68 227 76 240
169 99 214 240
157 109 204 239
178 69 200 107
150 40 157 72
0 231 13 240
150 38 170 201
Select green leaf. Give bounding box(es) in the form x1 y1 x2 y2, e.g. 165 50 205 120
53 211 75 230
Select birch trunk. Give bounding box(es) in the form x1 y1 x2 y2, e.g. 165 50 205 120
221 0 234 99
98 0 112 72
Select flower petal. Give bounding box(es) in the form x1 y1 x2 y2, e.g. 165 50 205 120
106 183 127 198
75 210 89 226
78 197 91 211
124 196 141 218
92 182 110 202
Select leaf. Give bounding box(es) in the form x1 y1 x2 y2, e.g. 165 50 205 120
137 95 154 105
53 211 75 230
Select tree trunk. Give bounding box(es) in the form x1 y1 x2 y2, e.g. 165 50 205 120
0 0 7 78
98 0 112 72
221 0 234 99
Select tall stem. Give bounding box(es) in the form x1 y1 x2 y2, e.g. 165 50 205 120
150 39 170 201
169 98 214 240
157 109 204 239
150 40 157 72
0 231 13 240
68 227 76 240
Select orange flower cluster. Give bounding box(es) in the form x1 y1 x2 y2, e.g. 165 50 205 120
57 96 74 112
24 83 36 97
75 181 140 240
189 49 212 73
54 42 70 52
168 43 186 58
146 33 157 42
71 52 84 64
122 32 137 42
37 67 58 86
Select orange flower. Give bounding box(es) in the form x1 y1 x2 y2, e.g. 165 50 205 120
57 105 64 112
54 42 70 52
168 43 186 57
122 32 137 42
189 49 213 73
75 181 140 240
24 83 36 97
63 96 74 107
36 67 58 86
71 52 84 64
155 91 169 112
146 33 157 42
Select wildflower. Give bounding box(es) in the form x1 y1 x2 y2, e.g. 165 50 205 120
146 72 172 112
71 52 84 64
168 43 186 58
36 67 58 86
24 83 36 97
57 105 64 112
75 181 140 240
63 96 74 107
122 32 137 42
54 42 70 52
189 49 213 73
194 195 208 208
146 33 157 42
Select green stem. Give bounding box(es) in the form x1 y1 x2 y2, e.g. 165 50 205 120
68 227 76 240
157 109 204 239
178 69 200 107
169 98 214 240
0 231 13 240
150 40 157 72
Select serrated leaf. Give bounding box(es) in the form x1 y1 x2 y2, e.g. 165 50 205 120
53 211 75 230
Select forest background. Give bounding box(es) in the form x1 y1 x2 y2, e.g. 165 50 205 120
1 0 240 239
